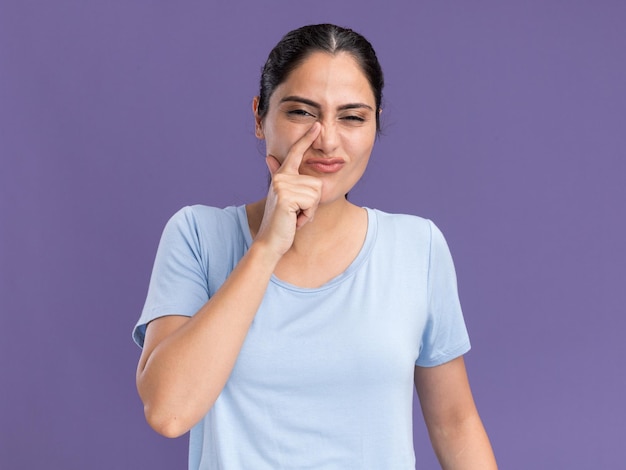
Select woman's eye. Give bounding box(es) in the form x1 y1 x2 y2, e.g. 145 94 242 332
341 115 366 123
287 109 315 118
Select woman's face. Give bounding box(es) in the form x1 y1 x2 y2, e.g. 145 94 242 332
255 51 378 205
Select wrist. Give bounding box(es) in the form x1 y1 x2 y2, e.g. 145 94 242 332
246 240 283 273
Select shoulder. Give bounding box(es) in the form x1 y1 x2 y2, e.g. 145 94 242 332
164 205 242 236
369 208 440 242
367 208 454 264
158 205 246 253
167 204 239 226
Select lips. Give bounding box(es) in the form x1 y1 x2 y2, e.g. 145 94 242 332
303 158 345 174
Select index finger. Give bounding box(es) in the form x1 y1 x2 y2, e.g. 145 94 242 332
277 122 321 174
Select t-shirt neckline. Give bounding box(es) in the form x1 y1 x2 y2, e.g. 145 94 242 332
235 205 377 293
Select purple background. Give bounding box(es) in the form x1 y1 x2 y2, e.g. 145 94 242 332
1 1 624 468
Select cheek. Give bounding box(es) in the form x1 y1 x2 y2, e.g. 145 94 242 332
263 125 300 159
345 132 376 161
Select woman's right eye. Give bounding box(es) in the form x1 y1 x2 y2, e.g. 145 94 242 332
287 109 315 118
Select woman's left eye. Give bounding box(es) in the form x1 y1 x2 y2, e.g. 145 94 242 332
341 115 366 122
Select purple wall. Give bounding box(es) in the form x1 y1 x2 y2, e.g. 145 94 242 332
1 1 624 468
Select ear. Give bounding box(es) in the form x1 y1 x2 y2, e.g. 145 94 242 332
252 96 264 139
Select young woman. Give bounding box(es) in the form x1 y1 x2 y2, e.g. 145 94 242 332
134 24 497 469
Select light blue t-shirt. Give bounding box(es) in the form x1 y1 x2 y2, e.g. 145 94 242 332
134 205 470 469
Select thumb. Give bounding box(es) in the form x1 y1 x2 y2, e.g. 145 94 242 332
265 154 281 175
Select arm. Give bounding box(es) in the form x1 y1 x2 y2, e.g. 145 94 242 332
136 123 323 438
414 357 497 469
136 243 280 438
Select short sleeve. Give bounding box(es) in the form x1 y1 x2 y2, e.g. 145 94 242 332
415 220 471 367
132 207 209 347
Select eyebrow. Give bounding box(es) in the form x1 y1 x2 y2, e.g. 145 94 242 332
279 95 374 112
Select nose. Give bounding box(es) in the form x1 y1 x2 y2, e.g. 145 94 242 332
312 119 340 155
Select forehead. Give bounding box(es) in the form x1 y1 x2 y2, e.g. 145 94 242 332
271 51 376 106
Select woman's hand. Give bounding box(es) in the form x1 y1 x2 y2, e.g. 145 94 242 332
255 122 323 257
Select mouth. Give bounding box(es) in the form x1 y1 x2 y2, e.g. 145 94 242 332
303 158 345 174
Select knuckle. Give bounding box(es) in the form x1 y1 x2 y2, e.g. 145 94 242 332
271 175 289 188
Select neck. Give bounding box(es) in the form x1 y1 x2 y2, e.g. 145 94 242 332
247 197 361 257
290 198 355 255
